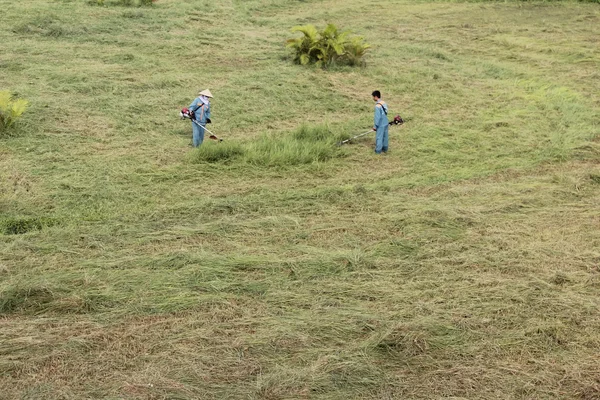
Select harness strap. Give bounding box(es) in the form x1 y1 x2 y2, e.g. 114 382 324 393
192 100 206 122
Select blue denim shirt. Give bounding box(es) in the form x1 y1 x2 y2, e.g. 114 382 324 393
374 101 388 129
189 97 211 124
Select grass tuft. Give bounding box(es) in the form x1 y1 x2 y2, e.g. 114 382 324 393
245 133 339 166
13 16 86 37
187 141 245 164
1 216 56 235
0 286 56 314
189 124 346 166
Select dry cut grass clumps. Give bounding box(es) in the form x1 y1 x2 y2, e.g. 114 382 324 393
188 124 349 166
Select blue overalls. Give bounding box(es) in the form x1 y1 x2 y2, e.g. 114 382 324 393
374 101 389 154
189 97 211 147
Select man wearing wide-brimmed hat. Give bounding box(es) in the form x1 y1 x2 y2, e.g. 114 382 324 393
188 89 213 147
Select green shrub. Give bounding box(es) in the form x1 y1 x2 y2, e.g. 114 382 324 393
0 91 28 134
344 36 371 66
286 24 370 68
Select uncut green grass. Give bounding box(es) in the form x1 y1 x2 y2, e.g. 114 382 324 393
1 0 600 399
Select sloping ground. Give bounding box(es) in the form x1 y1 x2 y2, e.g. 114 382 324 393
1 0 599 399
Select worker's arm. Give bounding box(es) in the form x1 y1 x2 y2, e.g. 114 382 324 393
373 104 382 130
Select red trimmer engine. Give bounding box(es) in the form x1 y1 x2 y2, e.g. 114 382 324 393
180 107 192 119
390 115 404 125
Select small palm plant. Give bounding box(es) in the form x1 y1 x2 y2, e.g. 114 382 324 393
287 25 320 66
286 24 370 68
0 91 29 134
318 24 349 67
343 36 371 66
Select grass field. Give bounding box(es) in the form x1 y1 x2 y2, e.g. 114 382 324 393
1 0 600 398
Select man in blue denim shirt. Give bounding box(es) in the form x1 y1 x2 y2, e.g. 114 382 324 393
372 90 389 154
189 89 212 147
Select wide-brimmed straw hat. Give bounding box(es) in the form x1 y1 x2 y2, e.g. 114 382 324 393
198 89 213 98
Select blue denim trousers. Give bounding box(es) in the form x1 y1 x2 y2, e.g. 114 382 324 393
375 124 389 153
192 121 205 147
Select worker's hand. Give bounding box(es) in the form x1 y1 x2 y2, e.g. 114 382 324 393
372 127 377 131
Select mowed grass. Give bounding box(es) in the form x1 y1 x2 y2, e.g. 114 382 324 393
1 0 600 399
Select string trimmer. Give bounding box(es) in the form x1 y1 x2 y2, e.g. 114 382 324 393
338 115 404 146
180 107 223 142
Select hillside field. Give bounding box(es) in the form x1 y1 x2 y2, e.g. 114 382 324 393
1 0 600 399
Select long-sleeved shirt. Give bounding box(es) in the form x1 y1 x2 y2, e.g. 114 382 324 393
374 100 389 129
189 97 211 124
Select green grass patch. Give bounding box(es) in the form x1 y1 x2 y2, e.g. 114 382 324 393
187 140 246 163
0 216 57 235
189 124 348 166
